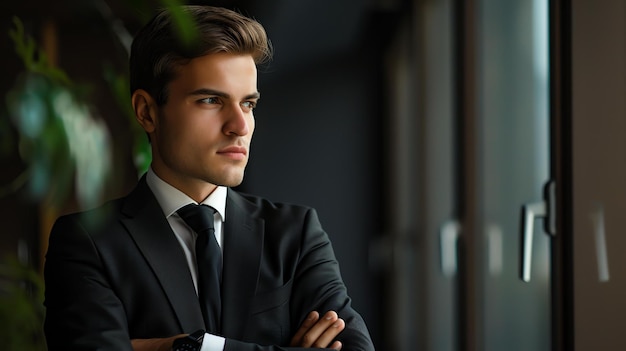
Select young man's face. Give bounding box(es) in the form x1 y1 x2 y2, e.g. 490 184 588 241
144 52 259 199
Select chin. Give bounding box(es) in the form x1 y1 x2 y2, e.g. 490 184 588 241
213 173 245 188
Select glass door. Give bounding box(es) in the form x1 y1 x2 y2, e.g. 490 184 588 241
474 0 551 350
385 1 555 350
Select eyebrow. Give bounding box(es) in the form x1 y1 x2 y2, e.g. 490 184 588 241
189 88 260 100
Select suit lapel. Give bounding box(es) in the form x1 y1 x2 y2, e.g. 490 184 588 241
221 190 264 339
120 176 205 332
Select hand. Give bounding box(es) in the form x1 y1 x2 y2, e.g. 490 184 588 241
131 334 186 351
290 311 345 350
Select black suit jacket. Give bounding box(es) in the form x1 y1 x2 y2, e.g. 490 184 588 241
43 176 374 350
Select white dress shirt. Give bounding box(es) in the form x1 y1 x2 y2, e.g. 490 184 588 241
146 168 226 351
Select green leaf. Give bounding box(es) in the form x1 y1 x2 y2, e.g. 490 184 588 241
9 17 72 86
161 0 199 47
0 257 45 351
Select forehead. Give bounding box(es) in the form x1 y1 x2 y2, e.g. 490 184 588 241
170 53 258 93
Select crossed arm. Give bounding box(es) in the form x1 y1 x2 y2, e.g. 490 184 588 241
44 204 373 351
131 311 345 351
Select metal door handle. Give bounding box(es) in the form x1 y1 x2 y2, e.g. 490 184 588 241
440 220 461 277
520 201 546 282
520 180 555 282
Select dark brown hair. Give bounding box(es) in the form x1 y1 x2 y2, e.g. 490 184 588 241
129 6 272 105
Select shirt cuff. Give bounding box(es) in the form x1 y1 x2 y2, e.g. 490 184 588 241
200 333 225 351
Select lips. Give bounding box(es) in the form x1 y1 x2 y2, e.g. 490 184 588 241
217 145 248 160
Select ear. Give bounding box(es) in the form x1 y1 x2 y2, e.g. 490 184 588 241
132 89 158 134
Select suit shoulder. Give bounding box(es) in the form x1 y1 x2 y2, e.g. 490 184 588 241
52 197 125 235
230 190 314 217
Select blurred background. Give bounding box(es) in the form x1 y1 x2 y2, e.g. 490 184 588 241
1 0 626 350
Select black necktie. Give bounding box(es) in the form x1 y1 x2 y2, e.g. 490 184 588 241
177 204 221 333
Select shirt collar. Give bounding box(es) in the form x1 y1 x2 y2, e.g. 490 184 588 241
146 168 227 222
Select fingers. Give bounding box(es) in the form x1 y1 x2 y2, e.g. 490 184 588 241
302 311 321 331
290 311 320 346
298 311 345 348
131 334 186 351
330 340 343 350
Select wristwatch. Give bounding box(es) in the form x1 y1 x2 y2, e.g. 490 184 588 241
172 329 205 351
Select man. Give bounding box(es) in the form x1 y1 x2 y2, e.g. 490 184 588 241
43 5 374 351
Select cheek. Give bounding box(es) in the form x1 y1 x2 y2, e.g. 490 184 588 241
158 114 183 141
248 115 256 134
161 108 204 137
156 113 200 153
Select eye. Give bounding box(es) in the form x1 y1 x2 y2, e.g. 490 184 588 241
199 97 220 105
241 100 257 112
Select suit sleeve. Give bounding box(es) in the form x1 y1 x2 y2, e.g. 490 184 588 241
224 208 375 351
44 215 133 351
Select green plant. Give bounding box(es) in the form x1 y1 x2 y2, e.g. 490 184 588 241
0 17 115 350
3 17 112 208
0 257 45 351
0 3 199 349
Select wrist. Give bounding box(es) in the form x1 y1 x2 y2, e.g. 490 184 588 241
171 330 205 351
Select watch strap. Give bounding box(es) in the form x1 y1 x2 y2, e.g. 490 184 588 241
172 329 205 351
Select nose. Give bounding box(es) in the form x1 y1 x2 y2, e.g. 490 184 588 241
223 104 251 136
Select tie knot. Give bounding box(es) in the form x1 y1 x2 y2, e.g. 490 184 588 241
177 204 217 234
